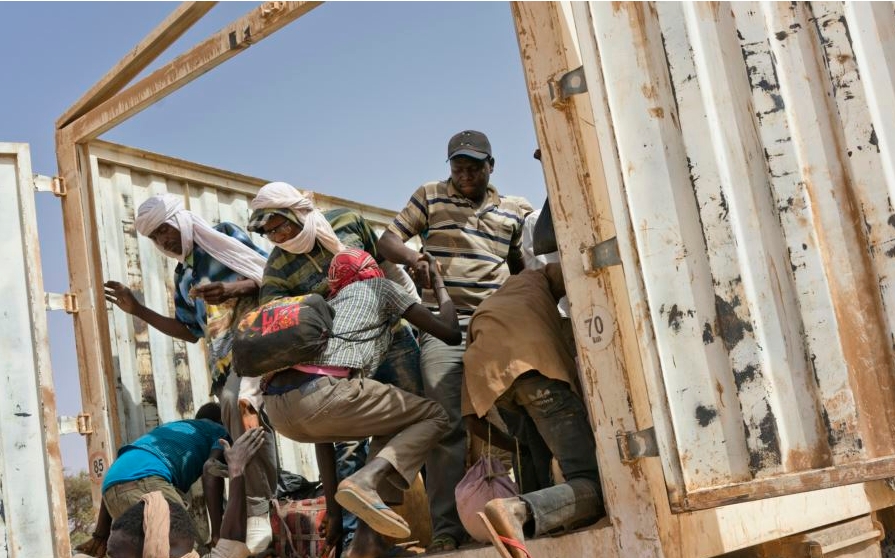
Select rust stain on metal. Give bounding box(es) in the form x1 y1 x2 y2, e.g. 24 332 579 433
713 294 753 351
787 446 830 470
648 106 665 119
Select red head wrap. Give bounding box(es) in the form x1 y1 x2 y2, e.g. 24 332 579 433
328 248 384 297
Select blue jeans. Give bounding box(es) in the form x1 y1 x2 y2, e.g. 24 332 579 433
334 323 422 550
496 371 602 536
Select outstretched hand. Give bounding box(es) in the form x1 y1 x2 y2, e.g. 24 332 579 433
104 281 140 314
220 427 265 478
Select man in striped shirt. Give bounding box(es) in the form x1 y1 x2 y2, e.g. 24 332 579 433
377 130 532 551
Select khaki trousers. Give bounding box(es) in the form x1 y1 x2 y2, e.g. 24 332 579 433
102 476 185 519
264 375 449 502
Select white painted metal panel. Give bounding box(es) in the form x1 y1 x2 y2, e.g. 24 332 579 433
0 144 68 557
569 1 895 511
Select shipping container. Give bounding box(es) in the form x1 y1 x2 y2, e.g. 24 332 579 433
2 2 895 557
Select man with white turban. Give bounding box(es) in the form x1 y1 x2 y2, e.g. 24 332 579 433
247 181 424 554
103 194 276 553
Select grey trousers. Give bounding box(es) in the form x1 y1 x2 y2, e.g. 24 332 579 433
496 371 603 536
220 371 278 516
418 317 469 541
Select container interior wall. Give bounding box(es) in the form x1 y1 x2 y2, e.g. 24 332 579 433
84 141 404 493
583 1 895 504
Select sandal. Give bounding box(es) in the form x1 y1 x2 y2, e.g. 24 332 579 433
477 512 533 558
335 479 411 539
426 533 459 553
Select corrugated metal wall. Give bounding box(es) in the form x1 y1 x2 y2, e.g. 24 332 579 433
86 140 401 492
577 1 895 510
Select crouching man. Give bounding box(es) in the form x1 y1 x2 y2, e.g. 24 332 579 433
261 248 461 558
461 263 604 557
74 403 229 557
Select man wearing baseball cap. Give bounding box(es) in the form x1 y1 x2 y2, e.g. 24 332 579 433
377 130 533 552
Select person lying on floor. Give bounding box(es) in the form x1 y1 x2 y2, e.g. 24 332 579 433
461 263 604 558
95 427 266 558
260 248 461 558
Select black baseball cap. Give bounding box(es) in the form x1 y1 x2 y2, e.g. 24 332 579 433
447 130 492 161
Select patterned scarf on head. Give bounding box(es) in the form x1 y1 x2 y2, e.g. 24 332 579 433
328 248 384 297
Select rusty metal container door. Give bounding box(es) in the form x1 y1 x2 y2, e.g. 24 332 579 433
0 144 69 557
570 2 895 511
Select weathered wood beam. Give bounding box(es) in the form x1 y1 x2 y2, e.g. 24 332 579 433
56 2 217 129
66 1 321 143
54 126 121 506
510 2 668 555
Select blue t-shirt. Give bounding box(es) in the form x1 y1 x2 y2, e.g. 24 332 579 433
102 419 229 494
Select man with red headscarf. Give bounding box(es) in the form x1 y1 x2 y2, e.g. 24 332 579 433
261 248 461 558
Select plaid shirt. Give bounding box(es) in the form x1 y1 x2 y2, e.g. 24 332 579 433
312 278 417 373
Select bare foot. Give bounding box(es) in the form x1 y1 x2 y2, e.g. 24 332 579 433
484 497 530 558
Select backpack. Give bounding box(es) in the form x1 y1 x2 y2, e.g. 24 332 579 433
231 294 335 377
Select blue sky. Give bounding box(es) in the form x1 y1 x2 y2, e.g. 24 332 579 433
0 2 546 472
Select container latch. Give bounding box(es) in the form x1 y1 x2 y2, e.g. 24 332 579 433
549 66 588 107
32 174 67 197
45 292 79 314
585 237 621 276
617 427 658 463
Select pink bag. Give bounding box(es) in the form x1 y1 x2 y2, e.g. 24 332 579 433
455 452 519 543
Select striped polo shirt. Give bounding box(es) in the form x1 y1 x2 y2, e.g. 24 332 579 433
388 179 532 313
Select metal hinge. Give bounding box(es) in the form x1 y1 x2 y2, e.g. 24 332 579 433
45 292 79 314
261 1 286 17
58 413 93 436
549 66 588 107
617 427 659 463
584 237 621 276
33 174 67 197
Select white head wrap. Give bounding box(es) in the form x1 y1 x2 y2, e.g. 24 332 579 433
134 194 267 285
250 182 346 255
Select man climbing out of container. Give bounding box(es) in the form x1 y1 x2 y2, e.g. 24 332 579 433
260 248 461 558
74 403 229 557
460 263 604 557
103 193 277 553
376 130 533 552
247 181 424 553
85 427 267 558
